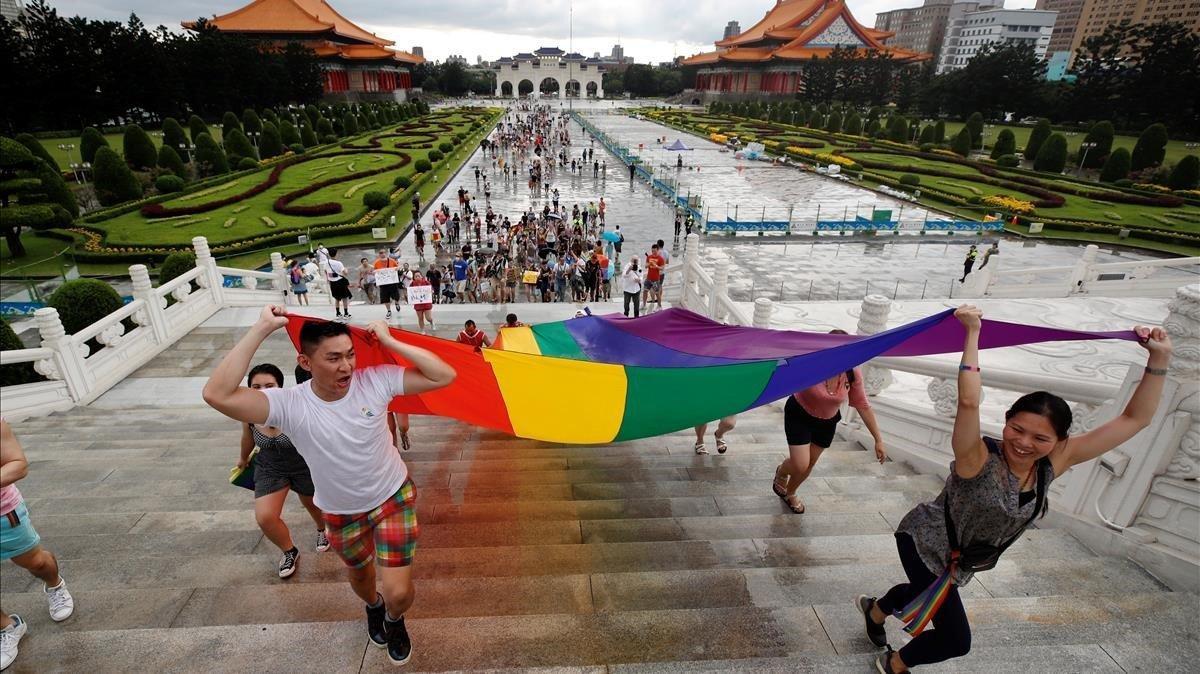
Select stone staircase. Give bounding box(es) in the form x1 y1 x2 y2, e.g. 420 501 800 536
1 328 1195 673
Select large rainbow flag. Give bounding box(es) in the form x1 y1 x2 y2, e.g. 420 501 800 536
283 308 1136 444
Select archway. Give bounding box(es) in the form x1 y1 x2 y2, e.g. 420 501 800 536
586 81 598 98
691 98 701 105
501 81 513 97
565 80 581 98
539 77 560 96
518 79 534 97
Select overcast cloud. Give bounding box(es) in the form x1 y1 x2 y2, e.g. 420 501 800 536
51 0 1038 63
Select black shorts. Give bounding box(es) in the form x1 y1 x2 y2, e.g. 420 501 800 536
784 396 841 448
330 278 352 300
379 284 401 303
254 461 316 499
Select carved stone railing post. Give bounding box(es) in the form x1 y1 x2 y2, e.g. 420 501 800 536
710 259 729 321
681 232 700 310
1163 284 1199 480
857 294 894 395
32 308 90 402
192 236 224 305
129 264 169 343
752 297 774 329
270 252 289 301
1068 244 1099 294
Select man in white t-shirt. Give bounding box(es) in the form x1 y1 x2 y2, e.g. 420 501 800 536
202 306 455 666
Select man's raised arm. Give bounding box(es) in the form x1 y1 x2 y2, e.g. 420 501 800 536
366 321 456 395
202 305 289 425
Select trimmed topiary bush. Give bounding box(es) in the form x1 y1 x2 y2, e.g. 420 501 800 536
223 128 257 162
427 150 443 162
1169 155 1199 190
1131 123 1168 171
80 126 108 163
341 111 359 136
159 251 197 285
965 112 983 148
321 134 338 144
918 125 936 145
990 129 1016 160
438 141 453 153
844 112 863 136
414 158 432 172
1099 147 1131 183
825 111 843 134
393 175 411 189
996 154 1020 168
193 132 229 176
951 128 972 157
155 174 185 193
47 279 123 335
288 143 304 155
1113 178 1133 188
221 111 242 134
92 146 143 206
15 133 59 172
362 190 389 210
157 144 187 179
899 173 920 186
1080 121 1114 169
279 120 301 147
187 115 210 144
258 122 284 159
934 120 946 143
300 124 318 148
161 117 188 152
237 156 259 170
1033 133 1068 174
1024 118 1051 161
0 316 43 386
886 116 908 143
242 109 263 135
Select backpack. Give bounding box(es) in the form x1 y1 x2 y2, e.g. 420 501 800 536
289 267 303 284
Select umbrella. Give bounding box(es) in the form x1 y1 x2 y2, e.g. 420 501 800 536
601 230 622 243
665 139 692 151
546 212 563 220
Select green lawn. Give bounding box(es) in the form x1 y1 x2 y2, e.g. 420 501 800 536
939 121 1196 167
38 129 227 168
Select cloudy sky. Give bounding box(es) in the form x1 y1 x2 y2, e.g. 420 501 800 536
54 0 1038 63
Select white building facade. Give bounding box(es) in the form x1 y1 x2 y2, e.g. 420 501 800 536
936 7 1056 73
494 47 605 98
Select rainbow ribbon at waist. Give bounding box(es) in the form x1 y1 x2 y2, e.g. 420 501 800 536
894 555 958 636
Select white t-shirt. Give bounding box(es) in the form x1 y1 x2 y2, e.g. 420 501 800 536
327 259 346 282
263 365 408 514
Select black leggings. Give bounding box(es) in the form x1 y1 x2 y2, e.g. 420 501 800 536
875 533 971 667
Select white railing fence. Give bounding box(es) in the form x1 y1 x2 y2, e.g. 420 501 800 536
958 244 1199 299
671 232 1199 592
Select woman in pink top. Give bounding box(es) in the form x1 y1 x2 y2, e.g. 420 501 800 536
773 330 887 514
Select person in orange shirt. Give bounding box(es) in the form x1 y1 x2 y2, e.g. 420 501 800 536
372 250 402 320
592 243 610 302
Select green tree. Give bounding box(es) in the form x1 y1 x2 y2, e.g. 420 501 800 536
965 112 984 148
951 127 972 157
886 116 909 143
0 137 73 256
300 124 318 148
258 121 284 158
934 119 945 143
157 144 187 179
1099 147 1131 182
223 127 256 162
1024 118 1051 160
80 126 109 163
92 146 143 205
341 111 359 136
1130 123 1169 171
825 111 843 133
317 117 334 139
221 111 242 134
1080 120 1114 168
122 124 157 170
161 117 188 152
188 115 210 144
279 120 301 147
14 133 59 172
918 124 936 145
47 279 123 335
1169 155 1199 190
242 108 263 135
1034 133 1068 173
193 132 229 176
844 112 862 135
990 129 1016 160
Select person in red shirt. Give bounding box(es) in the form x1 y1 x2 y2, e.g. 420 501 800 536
643 244 666 311
456 320 491 351
592 243 610 302
409 271 434 335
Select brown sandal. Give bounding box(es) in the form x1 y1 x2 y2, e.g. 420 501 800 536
784 494 805 514
772 473 788 499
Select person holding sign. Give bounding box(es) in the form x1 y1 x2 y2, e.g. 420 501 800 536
372 250 402 321
408 271 434 335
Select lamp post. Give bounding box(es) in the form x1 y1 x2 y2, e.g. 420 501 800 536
980 124 992 155
1077 141 1097 175
57 143 76 168
178 143 196 164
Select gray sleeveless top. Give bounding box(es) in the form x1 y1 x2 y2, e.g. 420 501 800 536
249 425 310 476
897 437 1054 585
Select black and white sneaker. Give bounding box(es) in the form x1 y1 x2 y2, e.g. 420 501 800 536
857 595 888 647
315 530 330 552
277 547 298 579
385 615 413 665
365 597 387 648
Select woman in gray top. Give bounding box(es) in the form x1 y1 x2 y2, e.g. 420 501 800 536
858 305 1173 673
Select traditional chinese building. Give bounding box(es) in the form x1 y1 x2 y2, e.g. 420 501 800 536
681 0 930 101
493 47 605 98
183 0 423 102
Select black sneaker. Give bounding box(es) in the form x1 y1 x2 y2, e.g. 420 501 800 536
277 547 298 579
365 598 387 648
875 646 898 673
857 595 887 648
385 615 413 665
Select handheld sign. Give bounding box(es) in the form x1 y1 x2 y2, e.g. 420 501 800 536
375 267 400 286
407 284 433 305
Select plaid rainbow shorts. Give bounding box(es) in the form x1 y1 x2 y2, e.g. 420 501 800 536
323 479 419 569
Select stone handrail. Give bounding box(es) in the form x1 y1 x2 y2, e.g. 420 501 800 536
0 347 55 365
870 355 1119 406
970 245 1199 299
69 298 144 346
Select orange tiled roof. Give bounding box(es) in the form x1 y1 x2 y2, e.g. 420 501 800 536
184 0 395 48
716 0 824 48
307 40 422 64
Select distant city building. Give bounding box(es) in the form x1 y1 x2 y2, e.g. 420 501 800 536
936 7 1056 73
1044 49 1074 81
723 21 741 40
412 46 424 58
492 47 605 98
874 1 1004 62
1037 0 1200 68
447 54 468 66
611 44 625 61
1 0 25 23
476 55 482 65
